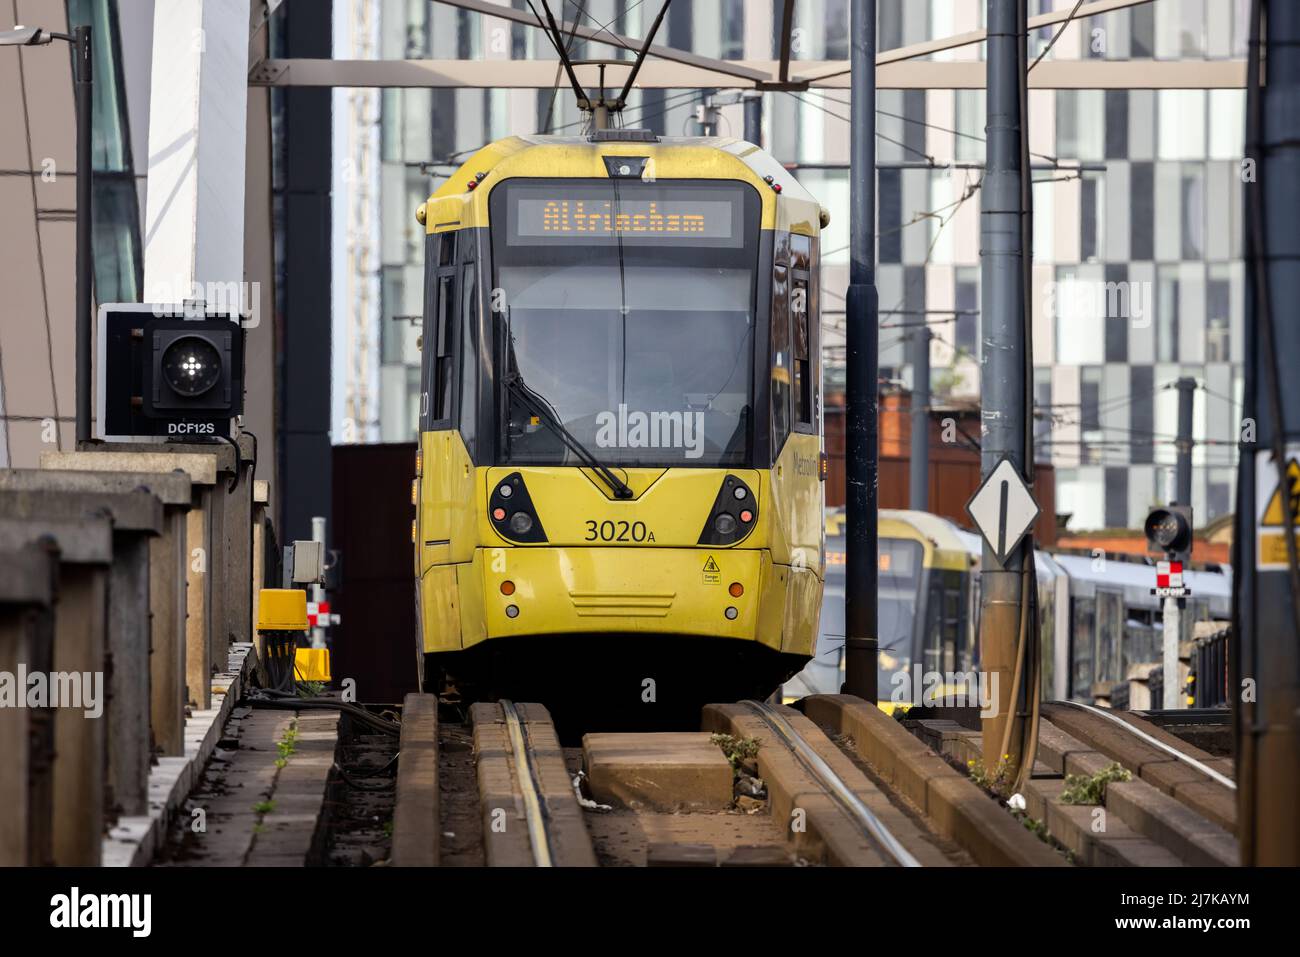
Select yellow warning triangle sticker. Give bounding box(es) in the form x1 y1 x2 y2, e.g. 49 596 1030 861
703 556 720 573
1261 458 1300 526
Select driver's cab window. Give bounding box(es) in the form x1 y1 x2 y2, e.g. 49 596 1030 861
423 231 458 428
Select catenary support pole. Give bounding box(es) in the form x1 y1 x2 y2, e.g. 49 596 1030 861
978 0 1029 771
1238 0 1300 866
844 0 879 702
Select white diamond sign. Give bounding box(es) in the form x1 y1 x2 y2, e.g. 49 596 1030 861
966 457 1040 567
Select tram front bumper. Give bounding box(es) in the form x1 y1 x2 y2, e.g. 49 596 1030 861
474 546 781 648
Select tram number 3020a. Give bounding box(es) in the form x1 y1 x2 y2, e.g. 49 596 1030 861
584 519 656 543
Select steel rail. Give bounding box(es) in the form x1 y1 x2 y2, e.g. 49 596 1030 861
500 699 555 866
741 700 922 867
1053 700 1237 791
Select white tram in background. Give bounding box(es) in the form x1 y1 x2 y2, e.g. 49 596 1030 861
787 508 1232 706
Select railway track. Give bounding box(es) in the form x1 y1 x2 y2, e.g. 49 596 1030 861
471 700 597 867
497 699 559 866
1040 701 1238 838
1051 700 1235 789
392 693 1071 867
740 700 922 867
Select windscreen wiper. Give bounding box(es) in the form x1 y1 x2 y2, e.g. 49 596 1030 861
504 371 635 500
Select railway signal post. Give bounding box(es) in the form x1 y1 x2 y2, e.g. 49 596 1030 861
1144 499 1194 709
843 0 879 702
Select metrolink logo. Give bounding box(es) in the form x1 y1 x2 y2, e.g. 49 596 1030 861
0 667 103 718
890 669 1000 718
50 887 151 937
594 404 705 459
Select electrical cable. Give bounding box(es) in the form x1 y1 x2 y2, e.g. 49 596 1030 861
332 762 396 790
245 693 402 735
1028 0 1086 73
540 0 586 133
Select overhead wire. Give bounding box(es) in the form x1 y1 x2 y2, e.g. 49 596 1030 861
1028 0 1086 73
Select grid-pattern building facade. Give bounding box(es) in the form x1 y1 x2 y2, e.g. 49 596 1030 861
360 0 1248 532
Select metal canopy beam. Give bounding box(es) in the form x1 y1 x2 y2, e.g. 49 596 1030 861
248 57 1246 90
798 0 1156 82
434 0 772 84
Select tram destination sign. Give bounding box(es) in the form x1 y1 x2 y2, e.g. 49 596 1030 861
501 181 750 248
515 198 735 240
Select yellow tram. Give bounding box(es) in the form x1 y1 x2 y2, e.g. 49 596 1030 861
412 131 828 714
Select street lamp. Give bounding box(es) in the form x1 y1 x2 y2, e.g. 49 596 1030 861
1 24 93 445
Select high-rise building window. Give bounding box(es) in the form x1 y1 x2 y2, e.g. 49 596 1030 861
954 267 978 360
1156 0 1206 59
1081 173 1104 262
1130 163 1155 260
955 90 985 163
825 0 849 59
1130 365 1156 465
1131 4 1156 57
1104 91 1128 159
1207 272 1232 363
67 0 141 304
1207 470 1232 521
1104 266 1128 363
1034 367 1053 446
1157 268 1181 363
1181 165 1206 260
721 0 746 59
879 168 902 263
1105 468 1129 528
1081 367 1105 466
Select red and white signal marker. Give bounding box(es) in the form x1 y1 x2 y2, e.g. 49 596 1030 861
1153 560 1189 598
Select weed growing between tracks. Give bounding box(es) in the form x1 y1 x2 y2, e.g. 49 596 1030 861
710 732 767 810
275 724 299 769
967 756 1014 796
711 733 761 774
1061 762 1132 805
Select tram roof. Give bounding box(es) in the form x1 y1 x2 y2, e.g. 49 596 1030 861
422 133 826 236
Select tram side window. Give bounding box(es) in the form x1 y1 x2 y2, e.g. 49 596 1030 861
1071 597 1096 697
771 262 792 448
1096 589 1124 686
793 277 812 428
434 276 455 420
423 231 458 427
460 262 478 454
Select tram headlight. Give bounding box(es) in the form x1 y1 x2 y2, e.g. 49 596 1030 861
488 472 547 543
698 475 758 545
